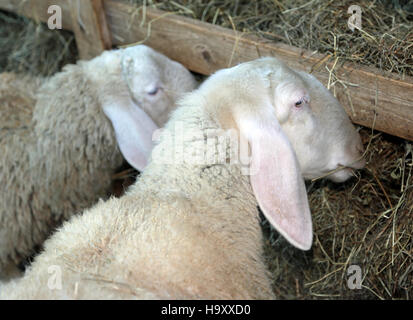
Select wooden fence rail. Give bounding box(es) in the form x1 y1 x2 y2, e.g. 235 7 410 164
1 0 412 141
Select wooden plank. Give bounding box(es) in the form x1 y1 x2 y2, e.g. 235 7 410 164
103 0 413 142
0 0 412 141
69 0 112 60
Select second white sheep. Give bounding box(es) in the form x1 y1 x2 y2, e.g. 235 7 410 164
0 45 197 279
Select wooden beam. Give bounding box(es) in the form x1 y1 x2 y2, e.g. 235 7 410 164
69 0 112 60
0 0 412 141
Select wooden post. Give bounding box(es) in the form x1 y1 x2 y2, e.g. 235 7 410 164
69 0 112 60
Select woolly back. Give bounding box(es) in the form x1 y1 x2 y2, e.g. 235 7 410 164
0 72 41 134
31 62 123 218
0 64 125 270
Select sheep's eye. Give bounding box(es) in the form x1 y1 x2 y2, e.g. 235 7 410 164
295 99 303 107
147 87 160 96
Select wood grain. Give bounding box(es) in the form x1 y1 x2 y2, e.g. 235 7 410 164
69 0 112 60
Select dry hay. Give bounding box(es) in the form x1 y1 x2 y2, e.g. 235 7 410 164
0 10 77 76
0 0 411 300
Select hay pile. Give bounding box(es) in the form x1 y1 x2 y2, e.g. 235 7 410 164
1 0 411 300
0 10 77 76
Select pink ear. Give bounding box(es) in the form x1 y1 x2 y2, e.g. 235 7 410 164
238 115 313 250
102 97 158 171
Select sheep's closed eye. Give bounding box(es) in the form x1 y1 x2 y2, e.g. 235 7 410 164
147 87 160 96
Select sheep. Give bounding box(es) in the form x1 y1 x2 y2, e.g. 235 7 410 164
0 45 198 279
0 56 365 299
0 72 42 131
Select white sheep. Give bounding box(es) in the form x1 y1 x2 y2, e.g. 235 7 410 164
0 72 43 130
0 57 365 299
0 45 198 279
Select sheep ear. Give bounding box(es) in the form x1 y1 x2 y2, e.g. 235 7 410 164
238 114 313 250
102 97 158 171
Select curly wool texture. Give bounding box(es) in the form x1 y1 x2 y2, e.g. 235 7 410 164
0 72 41 131
0 92 275 299
0 62 124 277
